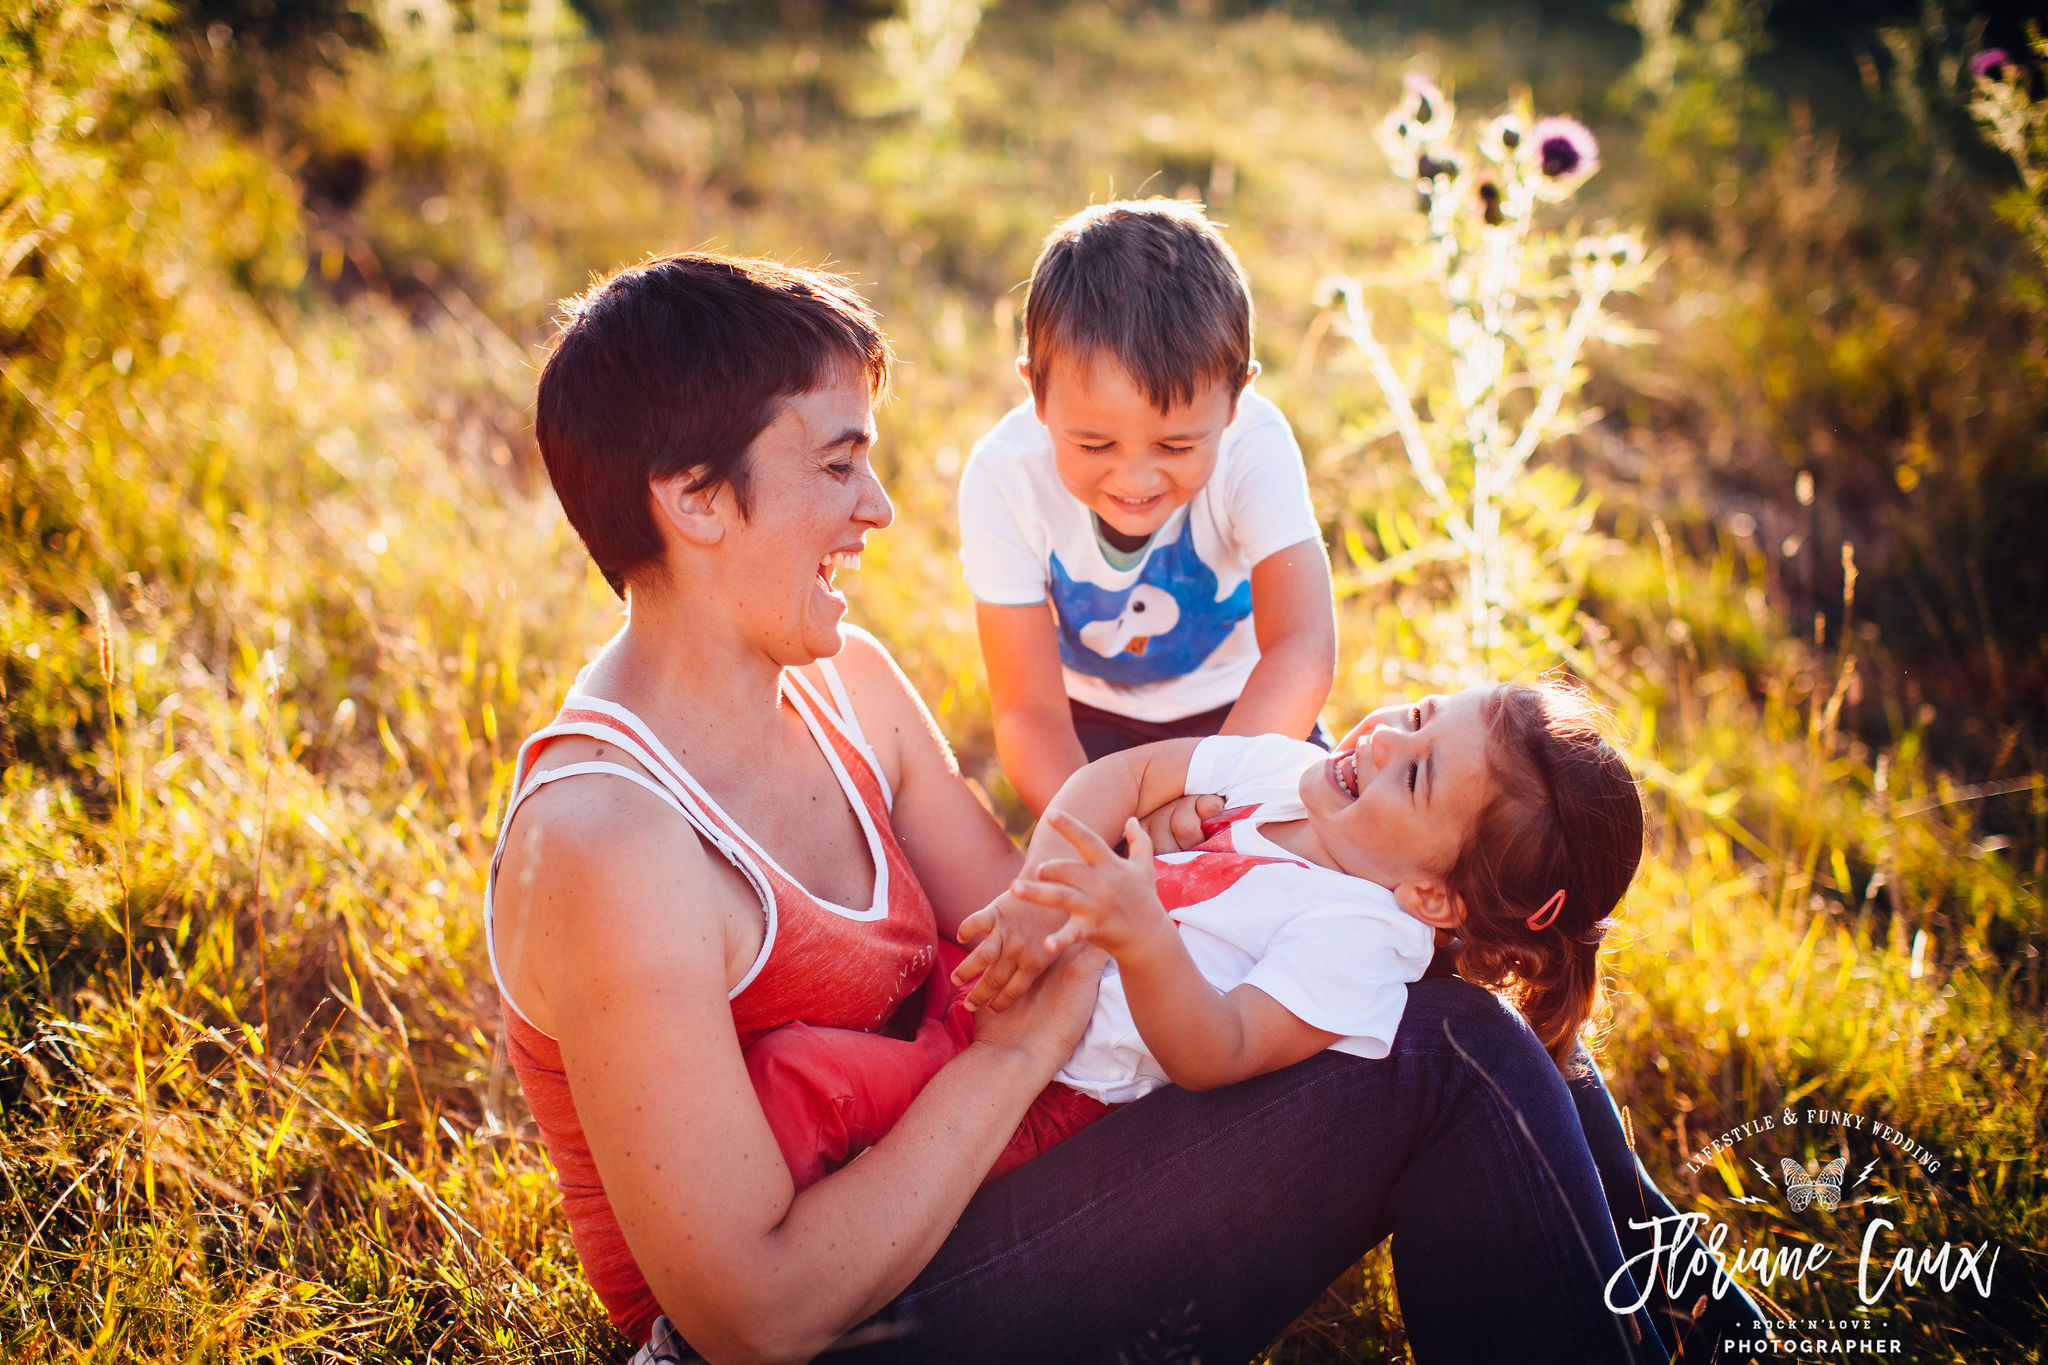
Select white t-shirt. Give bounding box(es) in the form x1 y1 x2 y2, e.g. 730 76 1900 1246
957 390 1321 722
1054 734 1438 1104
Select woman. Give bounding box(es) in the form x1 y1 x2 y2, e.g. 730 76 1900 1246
487 252 1746 1364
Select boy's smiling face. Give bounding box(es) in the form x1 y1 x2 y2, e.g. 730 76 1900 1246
1026 350 1245 540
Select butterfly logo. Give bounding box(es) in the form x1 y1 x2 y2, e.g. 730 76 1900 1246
1781 1157 1847 1212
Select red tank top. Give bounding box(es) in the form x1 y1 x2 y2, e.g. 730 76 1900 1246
484 653 940 1342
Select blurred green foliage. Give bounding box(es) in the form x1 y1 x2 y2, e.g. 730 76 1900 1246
2 0 2043 1359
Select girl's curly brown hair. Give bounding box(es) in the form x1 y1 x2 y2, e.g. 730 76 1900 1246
1444 680 1644 1074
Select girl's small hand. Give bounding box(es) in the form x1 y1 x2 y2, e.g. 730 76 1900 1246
953 891 1070 1013
1014 813 1169 959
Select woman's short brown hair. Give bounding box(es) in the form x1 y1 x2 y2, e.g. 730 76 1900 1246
535 253 893 597
1022 199 1253 412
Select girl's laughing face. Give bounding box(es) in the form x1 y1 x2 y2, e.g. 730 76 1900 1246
1300 685 1499 896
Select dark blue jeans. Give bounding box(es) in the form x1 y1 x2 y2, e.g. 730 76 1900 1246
833 977 1762 1364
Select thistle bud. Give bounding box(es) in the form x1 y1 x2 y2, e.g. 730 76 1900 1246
1478 179 1504 225
1417 151 1460 182
1398 73 1455 144
1480 114 1524 163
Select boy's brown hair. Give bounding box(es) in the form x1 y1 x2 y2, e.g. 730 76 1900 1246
1022 199 1254 412
1444 681 1645 1074
535 252 892 598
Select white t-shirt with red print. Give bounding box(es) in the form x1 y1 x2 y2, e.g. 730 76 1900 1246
1054 734 1438 1104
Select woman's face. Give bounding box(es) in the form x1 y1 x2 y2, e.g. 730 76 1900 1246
718 368 894 662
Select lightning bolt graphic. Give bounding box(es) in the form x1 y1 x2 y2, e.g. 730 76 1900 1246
1751 1158 1777 1188
1855 1159 1880 1187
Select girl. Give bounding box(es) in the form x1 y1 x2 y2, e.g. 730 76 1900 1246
742 679 1640 1190
1018 678 1638 1105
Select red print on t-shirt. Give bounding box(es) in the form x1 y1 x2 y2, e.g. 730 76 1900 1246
1154 804 1297 912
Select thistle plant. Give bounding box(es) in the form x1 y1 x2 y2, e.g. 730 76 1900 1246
1967 34 2048 272
873 0 986 128
1320 76 1653 661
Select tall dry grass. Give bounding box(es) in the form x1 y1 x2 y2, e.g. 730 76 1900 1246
3 1 2043 1360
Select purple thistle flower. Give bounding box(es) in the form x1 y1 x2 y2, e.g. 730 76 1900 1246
1527 116 1599 198
1970 48 2010 80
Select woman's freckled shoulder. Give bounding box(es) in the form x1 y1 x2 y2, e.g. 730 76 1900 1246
509 758 694 869
827 627 902 687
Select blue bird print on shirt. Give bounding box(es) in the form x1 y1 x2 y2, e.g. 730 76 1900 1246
1048 513 1252 687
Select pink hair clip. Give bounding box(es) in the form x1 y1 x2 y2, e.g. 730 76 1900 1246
1526 889 1566 932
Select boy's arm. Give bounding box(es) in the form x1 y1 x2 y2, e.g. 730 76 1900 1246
1222 538 1337 742
977 601 1090 817
1023 814 1340 1089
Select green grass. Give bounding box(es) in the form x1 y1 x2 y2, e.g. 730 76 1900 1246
3 0 2043 1360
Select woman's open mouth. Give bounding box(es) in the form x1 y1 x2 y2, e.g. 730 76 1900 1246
817 549 862 597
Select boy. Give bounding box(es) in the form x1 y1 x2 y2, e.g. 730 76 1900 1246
959 199 1337 816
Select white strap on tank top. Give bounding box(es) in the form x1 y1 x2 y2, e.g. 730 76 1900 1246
482 654 888 1035
783 653 893 814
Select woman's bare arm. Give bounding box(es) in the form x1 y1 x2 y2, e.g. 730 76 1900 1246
506 776 1095 1364
823 631 1024 940
824 630 1095 1014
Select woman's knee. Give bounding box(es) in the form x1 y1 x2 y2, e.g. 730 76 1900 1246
1390 977 1584 1121
1398 978 1541 1057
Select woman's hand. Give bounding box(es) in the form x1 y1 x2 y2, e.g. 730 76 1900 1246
967 937 1107 1070
1015 813 1172 959
952 891 1071 1013
1137 792 1224 854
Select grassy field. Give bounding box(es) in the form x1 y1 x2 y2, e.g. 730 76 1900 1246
3 0 2044 1359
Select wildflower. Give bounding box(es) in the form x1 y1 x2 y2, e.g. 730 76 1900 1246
1527 116 1599 199
1568 232 1645 289
1970 48 2010 81
1479 114 1524 163
1477 178 1504 225
1569 234 1611 287
1376 73 1456 175
1375 112 1420 176
1313 275 1353 310
1400 73 1455 143
1417 151 1461 182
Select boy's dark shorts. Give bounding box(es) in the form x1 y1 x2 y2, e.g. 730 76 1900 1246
1068 698 1334 763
